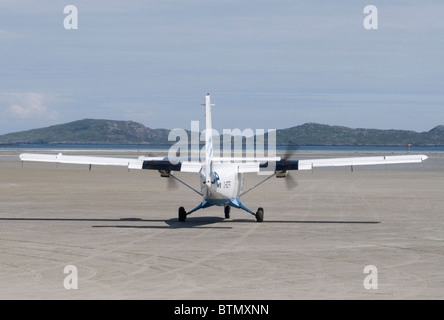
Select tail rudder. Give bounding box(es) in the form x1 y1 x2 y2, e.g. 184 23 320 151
205 93 214 164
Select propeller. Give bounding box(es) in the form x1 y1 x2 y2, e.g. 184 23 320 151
146 151 179 190
285 171 298 190
281 147 299 190
168 175 179 190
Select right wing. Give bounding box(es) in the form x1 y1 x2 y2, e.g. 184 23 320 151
272 154 428 171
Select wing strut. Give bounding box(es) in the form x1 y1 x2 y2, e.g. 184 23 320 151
169 173 203 196
240 172 277 197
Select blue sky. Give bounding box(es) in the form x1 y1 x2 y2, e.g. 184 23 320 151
0 0 443 134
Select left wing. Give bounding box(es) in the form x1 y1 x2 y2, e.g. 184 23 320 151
19 153 203 172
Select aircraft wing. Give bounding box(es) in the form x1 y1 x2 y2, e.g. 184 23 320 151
273 154 428 171
19 153 428 173
19 153 203 172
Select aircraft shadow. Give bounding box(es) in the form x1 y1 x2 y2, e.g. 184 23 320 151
93 217 232 229
0 216 230 229
0 216 380 230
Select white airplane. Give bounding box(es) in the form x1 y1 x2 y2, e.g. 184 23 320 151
20 94 428 222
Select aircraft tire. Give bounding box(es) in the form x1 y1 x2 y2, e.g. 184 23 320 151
224 205 231 219
178 207 187 222
256 207 264 222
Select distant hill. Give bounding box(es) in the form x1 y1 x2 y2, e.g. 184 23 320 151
0 119 171 145
0 119 443 146
275 123 444 146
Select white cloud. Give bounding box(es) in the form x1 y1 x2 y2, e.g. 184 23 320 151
1 92 59 120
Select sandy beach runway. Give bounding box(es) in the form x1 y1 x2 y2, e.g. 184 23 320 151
0 150 443 299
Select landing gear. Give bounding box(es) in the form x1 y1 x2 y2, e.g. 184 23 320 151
178 202 262 223
224 205 231 219
255 207 264 222
178 206 187 222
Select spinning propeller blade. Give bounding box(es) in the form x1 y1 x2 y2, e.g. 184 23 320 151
281 147 299 190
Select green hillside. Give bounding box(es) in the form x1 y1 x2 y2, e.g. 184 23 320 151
0 119 170 144
275 123 444 146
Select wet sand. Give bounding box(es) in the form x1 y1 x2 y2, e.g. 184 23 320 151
0 150 443 299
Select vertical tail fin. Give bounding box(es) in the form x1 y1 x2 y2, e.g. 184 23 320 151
204 93 214 186
205 93 214 164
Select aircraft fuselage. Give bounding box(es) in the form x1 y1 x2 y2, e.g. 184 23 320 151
200 163 244 204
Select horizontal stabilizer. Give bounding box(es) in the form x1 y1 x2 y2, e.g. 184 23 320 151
212 156 280 163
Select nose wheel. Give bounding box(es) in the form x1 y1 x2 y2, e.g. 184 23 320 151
224 205 231 219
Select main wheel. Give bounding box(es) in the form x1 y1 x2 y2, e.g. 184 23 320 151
255 207 264 222
224 205 231 219
178 207 187 222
